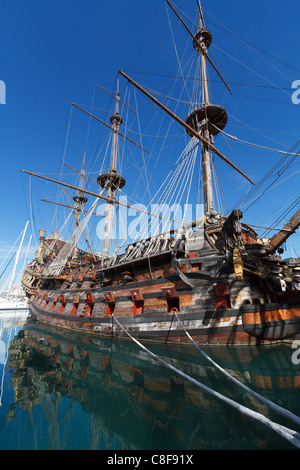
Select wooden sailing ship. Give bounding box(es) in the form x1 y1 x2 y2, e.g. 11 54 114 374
21 1 300 345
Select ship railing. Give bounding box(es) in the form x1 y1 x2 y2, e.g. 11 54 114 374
24 266 41 277
102 220 204 267
105 236 175 267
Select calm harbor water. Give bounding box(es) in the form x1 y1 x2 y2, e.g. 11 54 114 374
0 311 299 451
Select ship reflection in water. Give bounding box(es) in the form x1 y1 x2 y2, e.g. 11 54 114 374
2 315 300 450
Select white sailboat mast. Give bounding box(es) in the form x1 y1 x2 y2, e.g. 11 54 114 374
21 234 33 274
8 221 29 291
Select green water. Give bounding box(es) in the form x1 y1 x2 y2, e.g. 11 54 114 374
0 312 299 451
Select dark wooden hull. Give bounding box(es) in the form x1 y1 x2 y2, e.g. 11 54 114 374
242 302 300 340
24 225 300 347
28 302 300 346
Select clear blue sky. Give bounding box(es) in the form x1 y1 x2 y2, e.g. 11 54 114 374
0 0 299 285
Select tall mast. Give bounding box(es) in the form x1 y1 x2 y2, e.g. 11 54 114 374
9 221 29 291
119 1 253 217
163 0 230 214
184 1 225 214
72 163 88 257
97 81 126 258
198 14 213 214
196 0 205 29
184 0 229 214
199 6 213 214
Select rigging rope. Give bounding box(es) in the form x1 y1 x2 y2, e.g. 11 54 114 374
212 43 291 98
124 70 294 93
167 0 300 76
212 123 300 157
111 314 300 449
43 198 99 276
231 138 300 212
261 194 300 237
133 89 152 202
165 2 191 103
0 253 16 282
116 138 199 251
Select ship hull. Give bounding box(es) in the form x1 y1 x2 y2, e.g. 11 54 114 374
242 303 300 340
28 287 300 346
24 230 300 346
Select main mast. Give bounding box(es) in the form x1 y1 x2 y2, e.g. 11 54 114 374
200 22 214 215
185 0 228 215
97 83 126 258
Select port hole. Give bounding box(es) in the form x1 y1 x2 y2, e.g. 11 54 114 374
133 301 144 315
71 304 78 315
106 303 115 316
86 304 94 316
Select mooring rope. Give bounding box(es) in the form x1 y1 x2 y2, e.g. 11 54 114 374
111 314 300 449
172 311 300 428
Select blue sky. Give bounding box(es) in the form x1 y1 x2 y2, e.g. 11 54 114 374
0 0 299 285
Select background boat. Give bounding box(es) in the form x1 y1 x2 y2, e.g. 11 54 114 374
0 222 31 312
